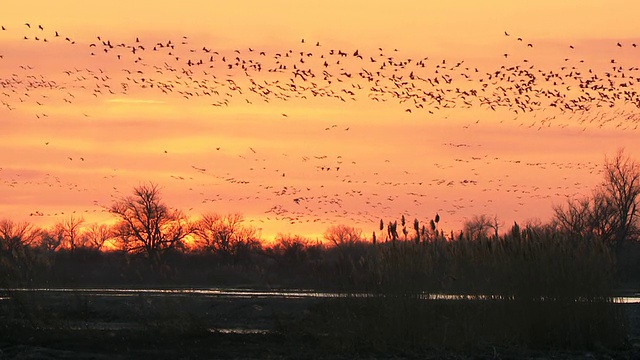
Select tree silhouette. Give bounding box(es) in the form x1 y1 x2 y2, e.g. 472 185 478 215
604 149 640 244
554 149 640 245
463 214 499 240
0 219 42 284
82 223 113 251
40 227 64 253
110 183 191 262
56 215 85 253
193 212 259 258
0 219 40 258
269 233 315 266
324 224 362 247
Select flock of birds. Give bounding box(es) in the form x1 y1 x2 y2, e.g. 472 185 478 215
1 22 639 237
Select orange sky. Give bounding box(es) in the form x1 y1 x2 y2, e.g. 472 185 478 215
2 1 640 240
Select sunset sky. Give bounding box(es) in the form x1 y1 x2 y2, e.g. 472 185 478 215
2 1 640 241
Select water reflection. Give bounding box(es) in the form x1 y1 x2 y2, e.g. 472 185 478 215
27 322 271 334
2 287 639 303
4 287 346 299
212 328 270 334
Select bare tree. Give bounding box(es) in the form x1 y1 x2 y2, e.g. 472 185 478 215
56 215 85 252
324 224 362 246
82 223 112 251
110 183 191 260
193 213 259 256
40 227 64 253
0 220 42 284
554 149 640 245
583 190 617 240
603 149 640 244
270 233 315 265
489 215 502 239
0 219 40 256
463 214 497 239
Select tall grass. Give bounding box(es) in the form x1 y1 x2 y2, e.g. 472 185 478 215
359 227 616 299
286 225 628 352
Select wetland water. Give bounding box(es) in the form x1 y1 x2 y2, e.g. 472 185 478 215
3 287 640 302
2 287 639 334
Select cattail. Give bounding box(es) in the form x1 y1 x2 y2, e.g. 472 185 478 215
511 221 520 239
388 221 398 241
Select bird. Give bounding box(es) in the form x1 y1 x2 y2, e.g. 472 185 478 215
2 24 637 236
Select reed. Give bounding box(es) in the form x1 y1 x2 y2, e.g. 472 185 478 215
331 225 616 300
286 223 628 352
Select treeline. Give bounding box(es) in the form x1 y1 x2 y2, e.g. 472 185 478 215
1 213 639 291
1 149 640 289
0 216 632 294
